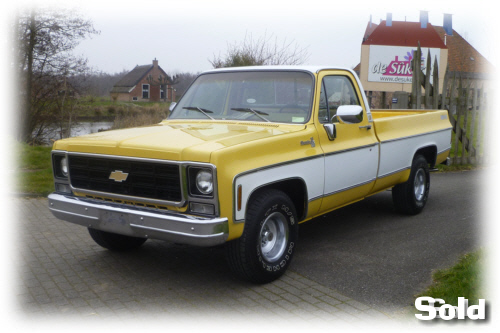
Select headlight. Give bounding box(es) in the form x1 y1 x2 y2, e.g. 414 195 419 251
195 169 213 195
53 154 69 179
60 157 68 177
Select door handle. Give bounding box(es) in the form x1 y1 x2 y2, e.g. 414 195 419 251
359 125 372 130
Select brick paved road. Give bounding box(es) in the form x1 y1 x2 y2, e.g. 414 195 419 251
13 197 402 326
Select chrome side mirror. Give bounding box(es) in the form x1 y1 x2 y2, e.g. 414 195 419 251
323 123 336 141
337 105 363 124
169 102 177 112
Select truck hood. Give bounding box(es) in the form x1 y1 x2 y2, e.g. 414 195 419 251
53 120 307 162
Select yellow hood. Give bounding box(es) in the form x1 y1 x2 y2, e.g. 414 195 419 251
52 120 307 162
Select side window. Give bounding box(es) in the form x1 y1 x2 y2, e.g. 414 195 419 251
319 76 361 123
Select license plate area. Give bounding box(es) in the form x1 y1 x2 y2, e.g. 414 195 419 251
101 210 130 228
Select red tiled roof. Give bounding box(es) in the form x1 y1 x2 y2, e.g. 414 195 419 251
433 26 493 74
363 20 447 49
362 21 378 42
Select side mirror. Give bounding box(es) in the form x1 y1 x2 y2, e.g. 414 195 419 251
323 123 336 141
169 102 177 112
337 105 363 124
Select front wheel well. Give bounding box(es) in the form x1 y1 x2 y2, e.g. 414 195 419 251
246 179 307 222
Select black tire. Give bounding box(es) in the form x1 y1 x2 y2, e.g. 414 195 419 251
225 189 299 284
392 154 430 215
88 228 147 251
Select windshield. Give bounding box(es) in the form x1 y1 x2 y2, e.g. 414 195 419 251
169 71 314 124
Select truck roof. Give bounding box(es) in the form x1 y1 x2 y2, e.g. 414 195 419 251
203 65 355 75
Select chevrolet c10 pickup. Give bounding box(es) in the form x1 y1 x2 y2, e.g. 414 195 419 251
48 66 452 283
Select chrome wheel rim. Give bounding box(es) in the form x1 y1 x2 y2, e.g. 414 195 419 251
259 212 289 262
414 168 426 202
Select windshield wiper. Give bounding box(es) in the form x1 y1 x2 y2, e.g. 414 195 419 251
231 108 270 122
182 106 214 120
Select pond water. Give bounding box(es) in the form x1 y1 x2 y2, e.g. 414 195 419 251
40 121 114 144
70 121 114 137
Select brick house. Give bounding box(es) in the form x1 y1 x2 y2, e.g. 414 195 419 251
110 59 175 102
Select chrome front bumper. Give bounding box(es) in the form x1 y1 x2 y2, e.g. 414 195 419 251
48 193 229 247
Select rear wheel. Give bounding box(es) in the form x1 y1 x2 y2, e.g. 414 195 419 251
392 154 430 215
226 189 299 283
88 228 147 251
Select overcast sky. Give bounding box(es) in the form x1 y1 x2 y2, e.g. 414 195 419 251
9 0 496 76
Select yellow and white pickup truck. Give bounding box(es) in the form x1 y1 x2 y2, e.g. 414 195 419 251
48 66 452 283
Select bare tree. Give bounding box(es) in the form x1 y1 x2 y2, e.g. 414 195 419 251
146 73 179 102
210 33 309 68
15 7 99 143
169 72 199 100
50 78 80 141
70 70 129 98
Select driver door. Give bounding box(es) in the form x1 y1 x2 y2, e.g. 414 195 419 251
315 70 379 214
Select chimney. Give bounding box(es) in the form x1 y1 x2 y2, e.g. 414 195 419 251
443 13 453 35
153 58 159 67
386 13 392 26
369 14 372 28
420 10 428 28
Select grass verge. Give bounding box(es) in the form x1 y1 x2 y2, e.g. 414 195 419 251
15 143 54 196
435 164 477 172
415 249 484 306
74 96 171 119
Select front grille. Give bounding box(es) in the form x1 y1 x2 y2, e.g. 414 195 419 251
68 155 182 202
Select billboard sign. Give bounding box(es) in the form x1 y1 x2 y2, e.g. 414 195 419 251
368 45 440 84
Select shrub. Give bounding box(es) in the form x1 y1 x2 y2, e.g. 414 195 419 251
111 107 166 130
107 105 116 115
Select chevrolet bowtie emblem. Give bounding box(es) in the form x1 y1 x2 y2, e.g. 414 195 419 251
109 170 129 182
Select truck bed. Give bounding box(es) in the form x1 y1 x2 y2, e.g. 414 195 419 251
371 109 451 141
371 109 445 119
370 109 452 177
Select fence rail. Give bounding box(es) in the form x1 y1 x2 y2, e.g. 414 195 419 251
409 44 488 165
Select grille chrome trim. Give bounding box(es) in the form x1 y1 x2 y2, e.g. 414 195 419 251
64 152 216 209
72 188 186 207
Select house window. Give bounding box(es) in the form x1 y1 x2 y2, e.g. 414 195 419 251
161 88 165 99
142 84 150 99
132 97 138 101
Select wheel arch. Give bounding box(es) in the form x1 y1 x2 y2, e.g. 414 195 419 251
414 145 437 168
245 178 308 222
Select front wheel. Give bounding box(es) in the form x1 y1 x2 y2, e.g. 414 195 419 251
225 189 299 284
392 154 430 215
88 228 147 251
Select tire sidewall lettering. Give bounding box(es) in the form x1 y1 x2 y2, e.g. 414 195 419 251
255 201 296 274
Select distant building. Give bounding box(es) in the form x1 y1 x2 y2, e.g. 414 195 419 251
432 25 493 81
110 59 175 102
354 12 493 108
